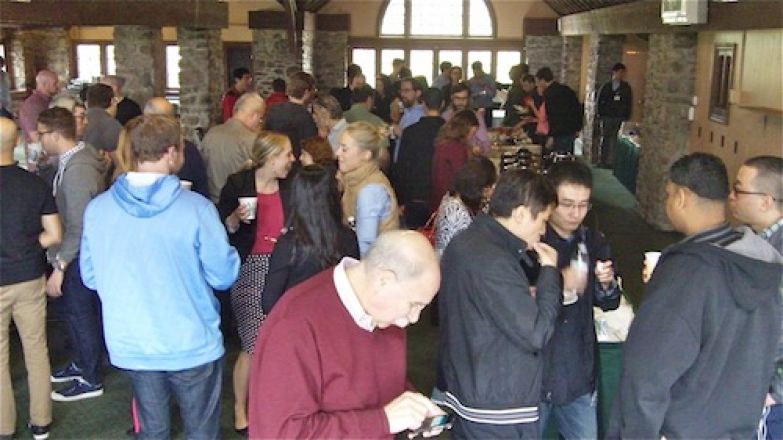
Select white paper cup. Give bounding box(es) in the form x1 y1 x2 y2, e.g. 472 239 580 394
644 251 662 269
180 180 193 191
239 197 257 220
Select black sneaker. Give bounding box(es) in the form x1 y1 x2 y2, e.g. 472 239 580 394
28 422 50 440
51 379 104 402
50 362 82 383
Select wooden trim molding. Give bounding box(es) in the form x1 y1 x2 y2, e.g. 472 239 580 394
316 14 350 32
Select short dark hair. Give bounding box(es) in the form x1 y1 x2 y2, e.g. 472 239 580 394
287 71 315 99
125 114 181 164
744 155 783 205
521 74 536 84
452 157 498 214
86 83 114 109
612 63 627 72
450 82 470 96
347 64 362 82
547 159 593 191
422 88 444 111
471 61 483 70
489 169 556 218
669 152 729 201
535 67 554 82
272 78 286 93
509 64 524 82
37 107 76 141
440 61 452 73
401 77 424 94
351 85 375 104
233 67 250 80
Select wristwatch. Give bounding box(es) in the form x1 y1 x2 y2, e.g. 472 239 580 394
51 258 67 272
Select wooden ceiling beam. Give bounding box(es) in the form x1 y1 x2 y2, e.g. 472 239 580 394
0 0 228 28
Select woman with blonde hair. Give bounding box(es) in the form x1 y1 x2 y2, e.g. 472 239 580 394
216 131 294 435
336 121 399 256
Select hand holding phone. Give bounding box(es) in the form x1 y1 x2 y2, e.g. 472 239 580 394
407 414 452 439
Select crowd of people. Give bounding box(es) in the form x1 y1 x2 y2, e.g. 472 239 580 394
0 57 780 440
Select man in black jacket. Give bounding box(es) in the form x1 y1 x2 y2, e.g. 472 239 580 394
393 87 445 228
608 153 783 439
538 160 621 438
536 67 582 154
437 169 561 438
596 63 632 168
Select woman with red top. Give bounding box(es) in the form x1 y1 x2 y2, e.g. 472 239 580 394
430 109 480 212
216 131 294 435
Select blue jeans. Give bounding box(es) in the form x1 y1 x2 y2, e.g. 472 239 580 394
765 404 783 440
61 256 104 385
125 358 223 440
539 392 597 440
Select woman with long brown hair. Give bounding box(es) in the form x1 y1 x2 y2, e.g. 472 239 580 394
430 109 480 212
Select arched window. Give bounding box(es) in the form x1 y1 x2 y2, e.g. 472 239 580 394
380 0 494 38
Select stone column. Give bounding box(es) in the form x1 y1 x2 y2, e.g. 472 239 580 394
178 27 225 142
11 28 71 89
252 29 302 95
525 36 563 78
114 26 164 107
637 33 697 229
581 34 624 163
561 36 583 93
302 12 316 76
313 14 350 92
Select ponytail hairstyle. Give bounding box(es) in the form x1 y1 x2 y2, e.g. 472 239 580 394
243 131 290 171
436 109 479 146
343 121 387 161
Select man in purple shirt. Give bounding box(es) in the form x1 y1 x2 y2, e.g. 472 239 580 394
442 82 491 156
19 70 60 171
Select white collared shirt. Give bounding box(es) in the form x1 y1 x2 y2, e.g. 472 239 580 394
333 257 376 332
126 171 167 186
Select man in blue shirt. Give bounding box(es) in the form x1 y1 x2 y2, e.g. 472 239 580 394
392 77 425 163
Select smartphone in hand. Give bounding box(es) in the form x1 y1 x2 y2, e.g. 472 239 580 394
407 414 453 439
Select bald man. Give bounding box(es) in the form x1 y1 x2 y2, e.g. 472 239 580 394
143 97 209 197
249 231 447 439
0 117 61 439
101 76 141 126
19 70 61 171
200 92 266 201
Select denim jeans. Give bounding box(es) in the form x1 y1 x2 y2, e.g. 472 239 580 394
539 392 597 440
764 404 783 440
125 358 223 440
61 256 104 385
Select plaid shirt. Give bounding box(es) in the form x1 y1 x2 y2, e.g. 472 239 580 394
53 141 85 196
761 217 783 242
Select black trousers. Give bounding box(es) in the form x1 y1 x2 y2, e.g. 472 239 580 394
452 417 540 439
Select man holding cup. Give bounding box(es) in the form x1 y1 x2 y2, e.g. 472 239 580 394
537 160 622 438
608 153 783 438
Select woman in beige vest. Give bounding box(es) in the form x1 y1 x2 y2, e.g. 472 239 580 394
336 121 399 256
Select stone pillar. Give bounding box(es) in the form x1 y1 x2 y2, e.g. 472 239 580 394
313 14 350 92
11 28 71 89
178 27 225 142
114 26 164 107
302 12 316 76
561 36 583 93
637 33 697 229
252 29 302 95
581 34 624 163
524 36 563 78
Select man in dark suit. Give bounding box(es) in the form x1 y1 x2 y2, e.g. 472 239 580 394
596 63 632 168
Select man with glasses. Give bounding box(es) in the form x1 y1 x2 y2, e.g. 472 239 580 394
729 155 783 439
536 159 621 438
442 82 490 156
392 77 425 163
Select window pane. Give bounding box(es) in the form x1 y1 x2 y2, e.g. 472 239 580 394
76 44 102 82
438 50 463 80
381 49 405 76
380 0 405 36
0 45 5 59
469 0 493 37
411 0 463 37
409 50 434 86
166 46 180 89
496 51 521 84
467 51 492 77
352 48 376 87
105 45 116 76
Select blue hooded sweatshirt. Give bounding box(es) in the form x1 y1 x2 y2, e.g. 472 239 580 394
80 173 240 371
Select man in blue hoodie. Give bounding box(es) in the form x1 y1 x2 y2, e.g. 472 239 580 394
80 115 240 439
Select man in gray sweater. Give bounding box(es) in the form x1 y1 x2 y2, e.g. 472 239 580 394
38 107 107 402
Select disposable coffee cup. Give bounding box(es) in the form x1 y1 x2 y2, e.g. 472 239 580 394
180 180 193 191
239 197 257 220
644 251 662 270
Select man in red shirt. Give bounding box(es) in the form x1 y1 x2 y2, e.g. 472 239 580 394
264 78 288 108
222 68 253 122
249 230 445 439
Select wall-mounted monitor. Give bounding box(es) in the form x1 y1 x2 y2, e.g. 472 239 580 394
661 0 708 26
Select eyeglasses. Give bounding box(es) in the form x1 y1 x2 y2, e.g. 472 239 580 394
732 184 776 200
37 130 53 137
559 201 592 211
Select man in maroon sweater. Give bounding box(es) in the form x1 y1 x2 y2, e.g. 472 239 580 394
249 231 444 439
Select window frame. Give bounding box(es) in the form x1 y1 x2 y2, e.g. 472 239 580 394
709 43 734 125
377 0 497 39
71 41 115 82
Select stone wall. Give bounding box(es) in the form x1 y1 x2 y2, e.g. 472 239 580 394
313 31 348 92
524 36 562 80
10 28 71 89
178 27 225 142
252 29 301 96
561 36 583 93
637 33 698 229
581 34 624 162
114 26 164 106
